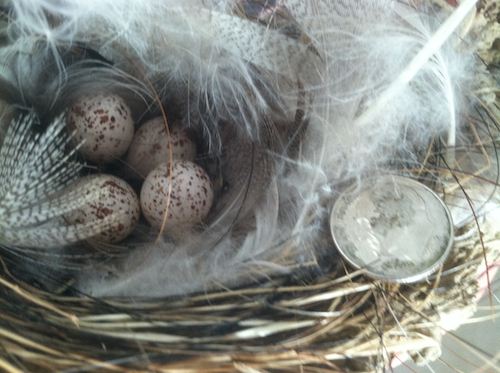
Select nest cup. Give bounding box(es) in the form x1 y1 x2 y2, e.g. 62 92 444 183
0 1 500 372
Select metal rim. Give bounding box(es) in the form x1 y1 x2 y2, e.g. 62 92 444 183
330 175 455 283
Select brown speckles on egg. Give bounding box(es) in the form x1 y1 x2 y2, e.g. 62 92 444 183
67 94 134 163
140 161 213 232
126 117 196 178
65 174 140 243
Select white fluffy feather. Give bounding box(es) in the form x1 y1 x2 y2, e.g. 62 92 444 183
0 0 484 297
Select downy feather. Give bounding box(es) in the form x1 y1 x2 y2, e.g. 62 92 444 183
0 0 483 297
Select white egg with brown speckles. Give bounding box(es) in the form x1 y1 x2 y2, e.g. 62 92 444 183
67 94 134 163
140 161 213 231
66 174 140 243
126 117 196 178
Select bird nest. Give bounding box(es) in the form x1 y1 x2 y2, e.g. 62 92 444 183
1 1 500 372
1 226 499 373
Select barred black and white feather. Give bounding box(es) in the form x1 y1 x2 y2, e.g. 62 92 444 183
0 113 123 248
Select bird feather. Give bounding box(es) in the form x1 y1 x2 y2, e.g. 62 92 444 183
0 0 485 297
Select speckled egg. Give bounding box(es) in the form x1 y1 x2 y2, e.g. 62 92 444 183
66 174 141 243
126 117 196 178
140 160 213 231
67 94 134 163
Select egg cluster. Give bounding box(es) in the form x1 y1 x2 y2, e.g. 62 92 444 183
65 93 214 243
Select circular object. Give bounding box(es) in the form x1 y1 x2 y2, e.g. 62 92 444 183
126 117 196 178
140 160 213 232
66 174 140 243
330 175 454 283
67 93 134 163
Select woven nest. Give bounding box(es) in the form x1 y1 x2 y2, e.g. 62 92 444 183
2 147 500 373
1 1 500 372
1 227 499 373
